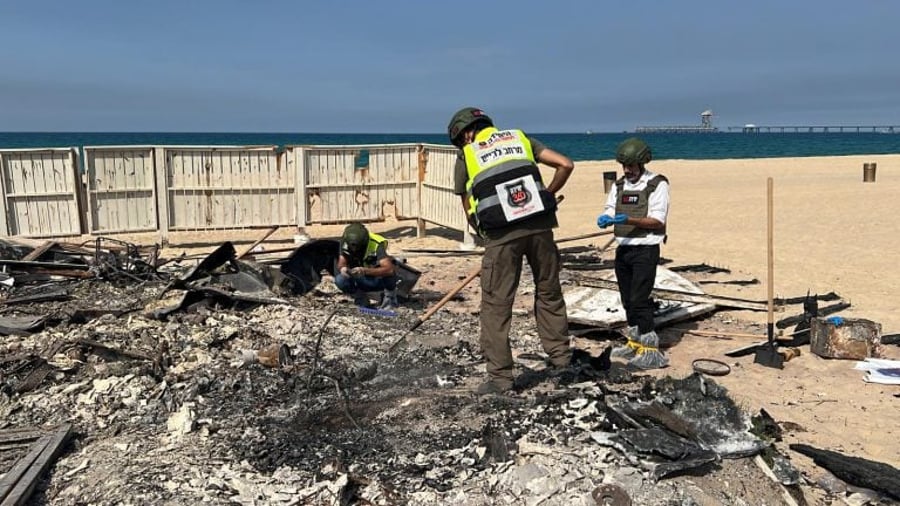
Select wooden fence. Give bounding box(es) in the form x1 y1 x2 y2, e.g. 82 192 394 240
1 144 468 242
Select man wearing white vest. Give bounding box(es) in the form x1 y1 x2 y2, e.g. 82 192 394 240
597 137 670 369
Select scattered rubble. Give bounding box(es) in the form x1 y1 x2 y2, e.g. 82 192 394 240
0 236 894 505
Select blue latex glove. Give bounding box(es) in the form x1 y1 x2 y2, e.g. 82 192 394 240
825 316 844 326
598 213 629 229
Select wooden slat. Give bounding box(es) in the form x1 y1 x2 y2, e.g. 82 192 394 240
0 435 51 503
0 430 44 445
20 242 58 262
1 424 72 506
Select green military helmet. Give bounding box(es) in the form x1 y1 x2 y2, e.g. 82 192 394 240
341 223 369 254
447 107 493 146
616 137 652 166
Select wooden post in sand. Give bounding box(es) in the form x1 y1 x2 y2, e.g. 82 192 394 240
416 145 427 238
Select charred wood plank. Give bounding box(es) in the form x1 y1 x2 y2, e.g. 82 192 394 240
0 429 44 445
790 443 900 500
0 353 35 366
0 289 70 306
776 301 851 329
0 424 72 506
20 242 59 262
76 339 155 362
0 260 87 270
29 269 94 279
0 327 36 337
13 360 54 394
51 242 98 255
669 263 731 274
698 278 759 286
775 291 842 305
12 339 63 394
67 308 136 324
0 435 51 504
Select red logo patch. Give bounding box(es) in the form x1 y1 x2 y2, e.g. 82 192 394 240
505 181 532 207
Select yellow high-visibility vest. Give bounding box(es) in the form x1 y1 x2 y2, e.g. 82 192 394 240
462 127 555 230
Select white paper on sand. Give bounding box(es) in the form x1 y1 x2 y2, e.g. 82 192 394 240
853 358 900 384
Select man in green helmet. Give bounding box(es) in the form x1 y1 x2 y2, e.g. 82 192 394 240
597 137 670 369
335 222 400 309
448 106 576 395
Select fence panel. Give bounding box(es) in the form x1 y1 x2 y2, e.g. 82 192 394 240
0 148 82 237
299 144 418 224
366 145 418 219
84 146 157 234
164 146 293 231
420 144 467 231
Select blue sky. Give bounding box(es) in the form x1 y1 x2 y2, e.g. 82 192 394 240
1 0 898 133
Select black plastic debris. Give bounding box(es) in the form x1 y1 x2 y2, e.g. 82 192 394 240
151 242 287 319
0 315 47 336
650 375 767 458
618 426 717 462
595 374 768 481
277 239 339 295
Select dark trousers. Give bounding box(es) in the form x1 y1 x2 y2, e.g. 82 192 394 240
614 244 660 334
480 230 571 385
335 273 397 293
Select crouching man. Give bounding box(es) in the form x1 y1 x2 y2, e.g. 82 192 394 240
335 223 399 309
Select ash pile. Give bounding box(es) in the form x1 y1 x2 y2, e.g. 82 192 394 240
2 237 796 505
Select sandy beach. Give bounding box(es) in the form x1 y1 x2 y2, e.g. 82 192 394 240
554 153 900 333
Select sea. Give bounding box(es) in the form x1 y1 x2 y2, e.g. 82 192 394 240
1 131 899 161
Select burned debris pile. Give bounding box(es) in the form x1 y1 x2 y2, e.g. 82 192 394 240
0 237 891 505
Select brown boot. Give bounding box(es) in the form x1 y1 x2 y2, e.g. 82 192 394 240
475 379 513 396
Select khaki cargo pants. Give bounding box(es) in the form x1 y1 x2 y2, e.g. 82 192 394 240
480 230 571 385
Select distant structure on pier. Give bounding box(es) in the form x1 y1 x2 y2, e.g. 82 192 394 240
635 110 718 133
732 124 898 134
